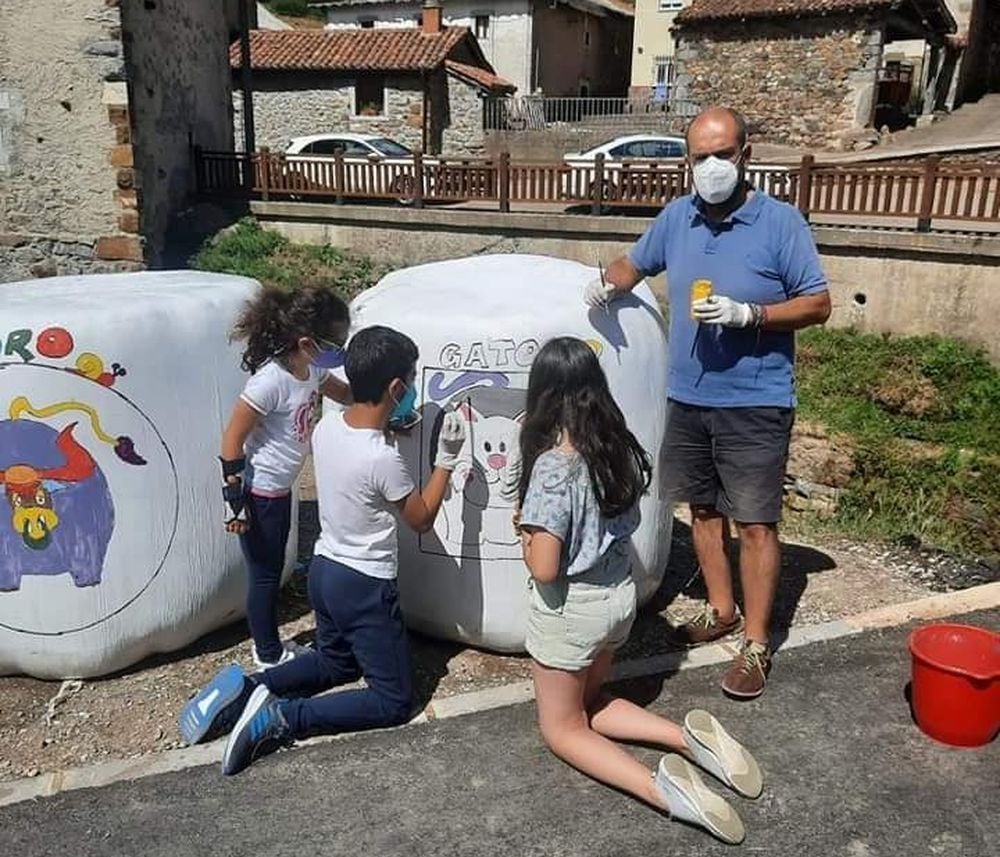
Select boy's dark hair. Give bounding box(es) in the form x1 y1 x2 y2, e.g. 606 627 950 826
345 325 419 405
232 284 350 373
518 336 652 519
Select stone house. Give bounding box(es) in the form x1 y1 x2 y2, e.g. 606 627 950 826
310 0 634 98
231 9 514 155
0 0 242 282
671 0 957 148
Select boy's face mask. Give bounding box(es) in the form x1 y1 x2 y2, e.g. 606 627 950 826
389 381 420 430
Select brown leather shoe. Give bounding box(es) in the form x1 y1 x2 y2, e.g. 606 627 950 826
671 604 743 648
721 640 771 700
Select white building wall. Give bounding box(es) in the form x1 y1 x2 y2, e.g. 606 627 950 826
323 0 532 94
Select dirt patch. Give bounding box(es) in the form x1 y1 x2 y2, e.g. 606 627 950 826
869 355 941 419
0 503 989 784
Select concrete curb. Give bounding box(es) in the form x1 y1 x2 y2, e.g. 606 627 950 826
2 581 997 809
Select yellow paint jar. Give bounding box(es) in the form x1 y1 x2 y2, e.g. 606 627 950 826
690 279 713 319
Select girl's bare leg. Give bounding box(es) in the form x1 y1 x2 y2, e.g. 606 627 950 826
532 658 665 810
583 650 688 753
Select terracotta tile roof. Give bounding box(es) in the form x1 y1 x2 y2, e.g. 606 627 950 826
445 60 515 93
676 0 897 23
230 27 469 72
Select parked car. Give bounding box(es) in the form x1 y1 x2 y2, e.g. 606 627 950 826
282 133 436 202
561 134 686 201
560 134 790 204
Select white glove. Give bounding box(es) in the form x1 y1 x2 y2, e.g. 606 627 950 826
435 411 467 471
583 277 618 308
691 295 753 328
500 437 522 502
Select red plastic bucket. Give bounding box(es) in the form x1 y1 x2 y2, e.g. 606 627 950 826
907 623 1000 747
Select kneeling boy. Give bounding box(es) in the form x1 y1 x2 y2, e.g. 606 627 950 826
179 325 466 775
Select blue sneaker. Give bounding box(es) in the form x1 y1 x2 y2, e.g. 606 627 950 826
178 664 253 746
221 684 292 776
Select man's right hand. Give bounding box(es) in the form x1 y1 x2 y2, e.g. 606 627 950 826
583 277 618 308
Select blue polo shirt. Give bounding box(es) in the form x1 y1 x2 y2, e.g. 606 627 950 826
630 191 827 408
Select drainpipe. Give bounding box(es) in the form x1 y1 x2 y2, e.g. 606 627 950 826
422 70 430 154
238 0 256 161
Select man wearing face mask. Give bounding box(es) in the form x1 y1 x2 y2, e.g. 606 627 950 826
584 106 831 700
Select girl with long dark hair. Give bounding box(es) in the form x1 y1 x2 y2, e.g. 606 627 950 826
515 337 761 844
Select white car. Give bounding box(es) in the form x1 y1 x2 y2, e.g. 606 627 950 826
561 134 789 203
560 134 684 201
282 133 436 202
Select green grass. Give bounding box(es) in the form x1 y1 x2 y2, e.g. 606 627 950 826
796 328 999 558
191 217 390 300
192 223 998 559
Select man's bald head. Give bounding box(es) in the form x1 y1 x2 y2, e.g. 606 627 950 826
685 107 748 157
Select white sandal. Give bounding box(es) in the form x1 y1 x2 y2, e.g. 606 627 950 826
654 754 746 845
683 709 763 799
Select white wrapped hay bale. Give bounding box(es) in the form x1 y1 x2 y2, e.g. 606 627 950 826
349 254 671 651
0 271 294 678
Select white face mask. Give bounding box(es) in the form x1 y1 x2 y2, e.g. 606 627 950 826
691 155 741 205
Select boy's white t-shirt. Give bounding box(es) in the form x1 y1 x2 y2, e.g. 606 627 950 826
312 410 415 579
241 361 326 495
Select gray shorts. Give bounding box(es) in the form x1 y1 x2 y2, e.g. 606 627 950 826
663 399 793 524
526 566 636 672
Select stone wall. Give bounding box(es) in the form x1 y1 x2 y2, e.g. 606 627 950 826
0 0 138 281
251 202 1000 362
441 75 486 156
234 73 425 152
0 0 237 281
119 0 235 267
674 14 883 147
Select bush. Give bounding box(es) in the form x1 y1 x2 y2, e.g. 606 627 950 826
190 217 390 301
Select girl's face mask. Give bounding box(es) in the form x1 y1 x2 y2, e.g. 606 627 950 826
308 336 345 369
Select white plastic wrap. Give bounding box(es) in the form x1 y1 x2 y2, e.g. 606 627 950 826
0 271 296 678
348 255 672 651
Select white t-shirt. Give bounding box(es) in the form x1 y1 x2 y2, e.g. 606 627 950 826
312 410 415 579
241 361 326 495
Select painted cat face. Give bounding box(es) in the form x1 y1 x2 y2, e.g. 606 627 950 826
456 403 523 502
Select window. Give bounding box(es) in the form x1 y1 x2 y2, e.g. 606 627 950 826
474 14 490 40
359 18 375 29
637 140 684 158
368 138 412 157
354 76 385 116
658 0 684 10
309 139 369 156
653 56 674 86
651 55 675 103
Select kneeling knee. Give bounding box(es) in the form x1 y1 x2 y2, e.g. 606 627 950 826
379 694 413 727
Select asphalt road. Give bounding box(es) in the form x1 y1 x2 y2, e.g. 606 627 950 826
2 611 997 857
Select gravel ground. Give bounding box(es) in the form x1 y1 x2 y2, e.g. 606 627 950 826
0 499 995 785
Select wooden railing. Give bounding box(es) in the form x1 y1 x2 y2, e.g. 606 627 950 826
195 148 1000 233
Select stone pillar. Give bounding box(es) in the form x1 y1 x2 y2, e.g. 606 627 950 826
846 25 883 131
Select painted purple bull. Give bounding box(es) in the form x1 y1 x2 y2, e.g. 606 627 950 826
0 419 114 591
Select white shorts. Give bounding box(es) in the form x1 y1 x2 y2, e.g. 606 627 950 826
526 568 636 672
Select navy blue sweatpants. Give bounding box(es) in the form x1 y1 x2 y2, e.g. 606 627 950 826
261 555 413 738
239 492 292 664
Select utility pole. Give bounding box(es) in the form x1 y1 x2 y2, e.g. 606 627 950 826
238 0 256 185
